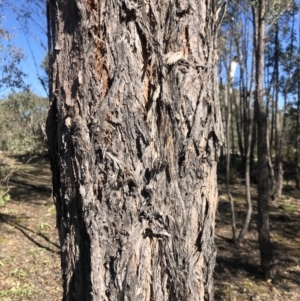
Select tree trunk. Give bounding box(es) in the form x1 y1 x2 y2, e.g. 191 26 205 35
46 1 224 300
273 21 283 199
264 62 275 199
225 83 237 243
267 129 275 197
237 47 255 244
296 34 300 190
253 2 276 279
234 94 244 159
250 122 256 172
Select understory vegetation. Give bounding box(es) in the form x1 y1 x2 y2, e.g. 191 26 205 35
0 92 47 155
0 91 47 208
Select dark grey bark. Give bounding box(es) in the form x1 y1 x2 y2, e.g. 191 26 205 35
253 2 276 279
47 0 224 300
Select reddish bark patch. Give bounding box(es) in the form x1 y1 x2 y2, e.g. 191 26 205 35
86 0 96 13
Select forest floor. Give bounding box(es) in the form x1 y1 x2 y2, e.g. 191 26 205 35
0 154 299 300
215 173 300 301
0 154 61 301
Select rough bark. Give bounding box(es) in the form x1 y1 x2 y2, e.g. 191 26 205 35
47 1 224 300
253 2 275 279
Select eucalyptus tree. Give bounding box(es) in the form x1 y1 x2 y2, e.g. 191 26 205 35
252 0 279 279
264 0 299 199
0 92 48 153
46 0 225 300
218 0 255 244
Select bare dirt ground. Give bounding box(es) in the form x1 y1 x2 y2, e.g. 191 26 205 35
0 155 299 300
0 155 61 301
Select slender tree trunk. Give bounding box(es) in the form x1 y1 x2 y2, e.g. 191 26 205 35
273 21 283 199
235 24 247 166
253 2 276 279
231 108 236 156
46 0 53 97
296 30 300 190
267 128 275 196
250 122 256 172
282 14 295 181
46 0 224 300
264 61 275 199
238 48 255 244
225 83 237 243
267 66 274 154
224 52 237 243
296 88 300 189
236 95 244 159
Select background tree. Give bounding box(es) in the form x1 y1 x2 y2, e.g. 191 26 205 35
0 8 26 93
47 0 224 300
253 0 276 279
218 0 298 276
0 91 48 154
2 0 48 95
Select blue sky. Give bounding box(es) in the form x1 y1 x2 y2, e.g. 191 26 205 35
1 0 47 97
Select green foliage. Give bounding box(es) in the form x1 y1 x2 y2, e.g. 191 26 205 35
0 12 26 92
250 1 258 8
0 159 12 206
0 189 10 206
39 53 50 94
41 52 50 77
38 222 50 232
279 204 293 213
0 282 36 299
0 91 48 154
11 268 27 278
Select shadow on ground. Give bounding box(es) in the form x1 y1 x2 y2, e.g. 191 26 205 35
215 178 300 300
